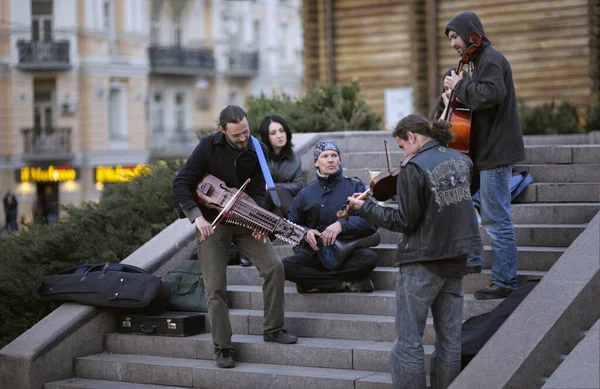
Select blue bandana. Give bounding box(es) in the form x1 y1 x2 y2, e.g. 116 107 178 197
313 140 341 162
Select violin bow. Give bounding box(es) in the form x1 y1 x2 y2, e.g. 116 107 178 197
384 139 392 174
211 178 251 230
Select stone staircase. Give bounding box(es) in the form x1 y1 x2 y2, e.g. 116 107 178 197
44 144 600 389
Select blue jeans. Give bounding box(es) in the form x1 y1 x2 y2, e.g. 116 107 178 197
468 165 519 289
391 262 463 389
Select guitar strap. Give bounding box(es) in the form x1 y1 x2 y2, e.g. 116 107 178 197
251 136 281 208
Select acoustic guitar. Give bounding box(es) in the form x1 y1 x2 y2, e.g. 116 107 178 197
443 31 483 154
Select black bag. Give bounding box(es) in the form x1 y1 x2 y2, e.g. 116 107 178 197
117 311 205 337
33 263 171 314
164 259 207 312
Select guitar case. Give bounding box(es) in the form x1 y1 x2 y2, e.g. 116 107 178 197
33 263 171 314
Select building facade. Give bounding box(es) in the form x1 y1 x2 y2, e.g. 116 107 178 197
147 0 303 159
0 0 304 227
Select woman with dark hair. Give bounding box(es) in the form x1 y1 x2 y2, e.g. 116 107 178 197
347 113 482 389
258 115 304 219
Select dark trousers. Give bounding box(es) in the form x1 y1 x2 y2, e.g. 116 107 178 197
282 248 378 292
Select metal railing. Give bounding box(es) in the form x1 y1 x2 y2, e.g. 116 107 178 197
16 40 70 70
21 127 72 154
148 46 215 75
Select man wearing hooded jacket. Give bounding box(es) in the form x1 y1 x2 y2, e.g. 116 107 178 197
443 11 525 300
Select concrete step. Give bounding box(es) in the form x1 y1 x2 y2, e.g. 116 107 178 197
342 164 600 185
45 379 184 389
273 244 566 271
74 353 393 389
541 319 600 389
377 202 599 224
375 224 586 247
226 286 502 318
105 333 433 374
522 145 600 165
226 266 544 294
514 183 600 203
516 164 600 183
221 308 424 343
338 146 600 170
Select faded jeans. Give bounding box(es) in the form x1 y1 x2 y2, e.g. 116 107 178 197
391 262 463 389
467 165 519 289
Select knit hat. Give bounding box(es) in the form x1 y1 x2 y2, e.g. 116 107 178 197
313 140 341 162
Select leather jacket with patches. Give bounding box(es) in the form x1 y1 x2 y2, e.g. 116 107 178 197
360 140 482 266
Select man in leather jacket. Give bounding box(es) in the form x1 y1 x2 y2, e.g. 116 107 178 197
347 115 482 389
282 140 378 293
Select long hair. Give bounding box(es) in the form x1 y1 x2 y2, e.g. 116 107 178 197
393 114 455 145
429 68 454 121
218 105 247 130
258 114 293 155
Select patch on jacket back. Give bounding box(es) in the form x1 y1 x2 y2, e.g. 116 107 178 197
427 160 471 212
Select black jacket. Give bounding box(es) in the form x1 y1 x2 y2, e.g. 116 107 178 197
268 147 304 196
172 131 269 223
360 140 482 266
289 167 377 256
445 11 525 170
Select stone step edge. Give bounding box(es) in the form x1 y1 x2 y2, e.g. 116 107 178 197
44 378 185 389
105 332 433 357
76 353 390 381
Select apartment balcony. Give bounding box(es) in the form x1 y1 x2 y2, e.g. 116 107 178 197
150 128 206 158
21 127 73 161
225 51 259 78
16 40 71 71
149 46 216 77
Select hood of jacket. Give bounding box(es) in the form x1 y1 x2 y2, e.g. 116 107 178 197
445 11 490 45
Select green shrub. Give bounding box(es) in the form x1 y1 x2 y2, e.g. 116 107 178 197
0 161 181 348
247 80 382 135
584 101 600 133
519 100 582 135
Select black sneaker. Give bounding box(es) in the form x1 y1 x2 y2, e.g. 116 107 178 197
345 278 375 293
467 264 482 274
216 349 237 368
264 329 298 344
474 283 513 300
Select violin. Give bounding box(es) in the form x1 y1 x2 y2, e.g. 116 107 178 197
443 31 483 154
337 140 405 219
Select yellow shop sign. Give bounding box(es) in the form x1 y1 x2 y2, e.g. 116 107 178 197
18 165 78 182
95 164 150 183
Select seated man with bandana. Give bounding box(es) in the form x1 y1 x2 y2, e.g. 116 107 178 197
282 140 378 293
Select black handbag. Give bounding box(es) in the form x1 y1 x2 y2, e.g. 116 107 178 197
33 263 171 314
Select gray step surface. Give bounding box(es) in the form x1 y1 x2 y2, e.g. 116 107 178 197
45 379 185 389
273 244 566 271
105 333 434 374
541 319 600 389
74 353 393 389
220 308 433 343
226 286 502 318
515 183 600 203
342 164 600 186
375 202 599 224
226 266 544 294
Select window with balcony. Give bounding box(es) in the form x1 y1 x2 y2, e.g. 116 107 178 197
174 92 186 131
32 0 53 42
